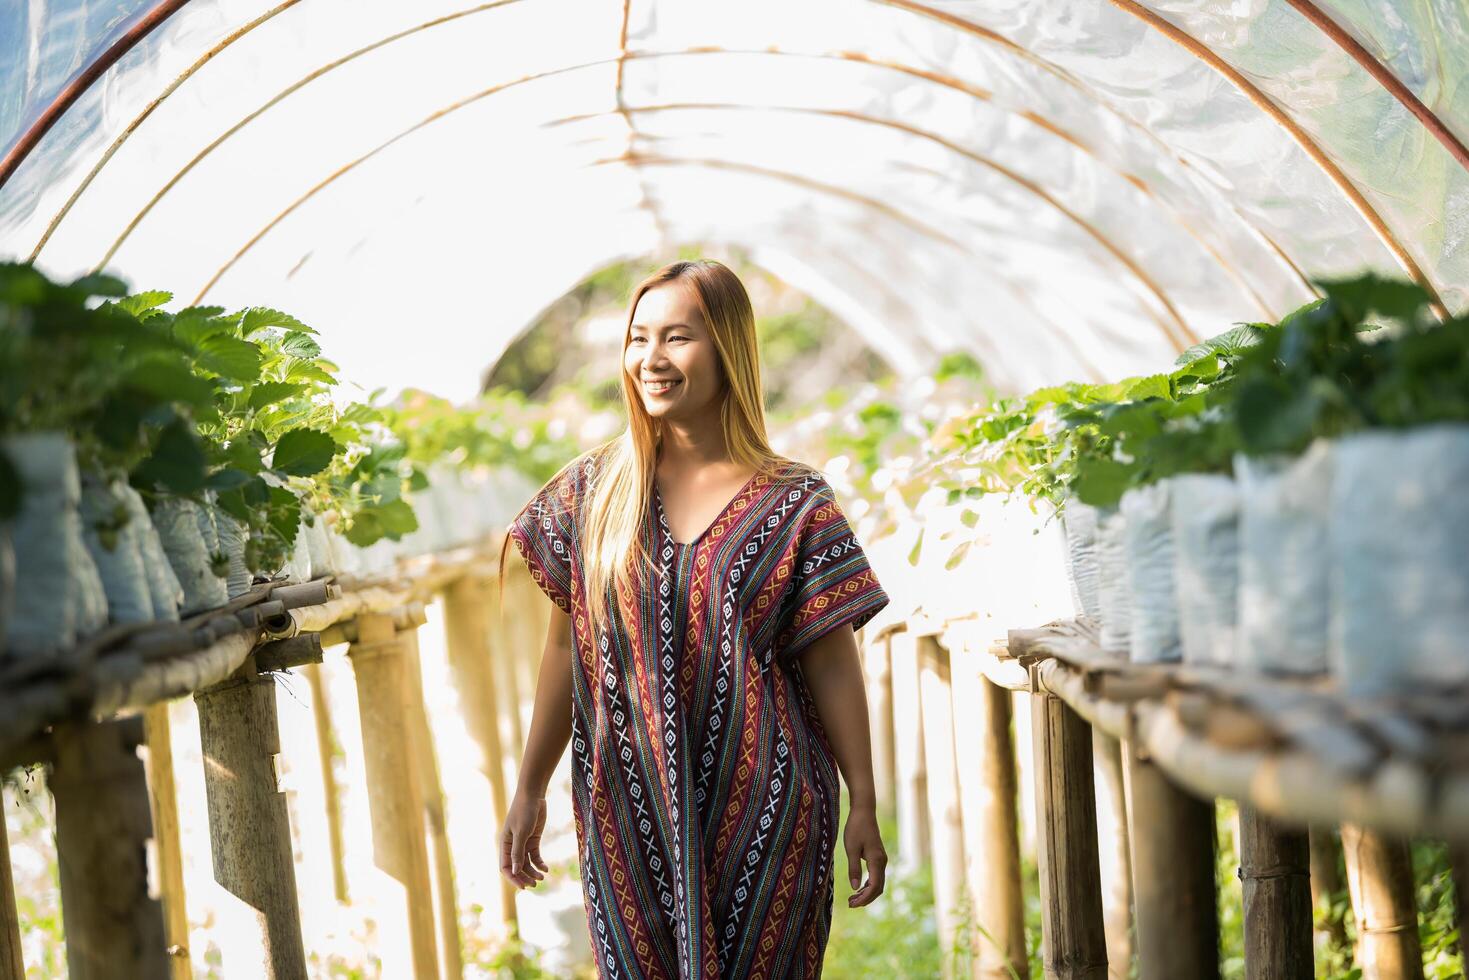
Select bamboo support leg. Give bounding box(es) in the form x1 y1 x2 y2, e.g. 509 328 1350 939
1341 824 1424 980
194 665 308 979
965 674 1027 979
864 631 897 818
916 636 967 978
1030 687 1107 980
143 703 193 979
49 717 168 980
888 630 931 873
401 624 464 979
1451 845 1468 969
1239 806 1313 980
1309 827 1350 953
0 791 21 980
1122 739 1217 980
443 576 519 928
1092 734 1131 980
347 613 440 979
303 662 350 905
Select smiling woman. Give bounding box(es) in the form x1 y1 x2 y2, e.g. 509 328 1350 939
498 258 891 980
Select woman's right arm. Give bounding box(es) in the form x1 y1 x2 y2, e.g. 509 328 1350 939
501 603 574 889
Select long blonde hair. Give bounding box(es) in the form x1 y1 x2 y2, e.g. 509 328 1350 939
500 259 786 636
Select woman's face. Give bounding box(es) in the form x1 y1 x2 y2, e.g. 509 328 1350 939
624 282 725 423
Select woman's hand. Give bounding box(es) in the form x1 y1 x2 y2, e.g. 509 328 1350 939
843 804 887 907
501 791 549 889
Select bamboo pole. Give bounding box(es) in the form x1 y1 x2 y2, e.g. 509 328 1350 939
142 703 193 979
916 635 967 978
1451 845 1468 971
49 717 168 980
1122 738 1217 980
442 575 519 928
1239 806 1313 979
346 612 440 979
863 630 897 818
1030 681 1108 980
400 624 465 980
303 662 350 905
964 670 1027 979
1340 824 1424 980
1092 734 1132 980
193 662 308 978
0 789 21 980
888 629 931 873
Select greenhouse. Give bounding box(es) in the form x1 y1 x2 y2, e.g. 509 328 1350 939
1 0 1467 978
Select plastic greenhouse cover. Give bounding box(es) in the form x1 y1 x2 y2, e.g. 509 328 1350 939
0 0 1464 401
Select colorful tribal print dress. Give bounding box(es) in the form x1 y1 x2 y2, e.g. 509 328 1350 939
507 448 890 980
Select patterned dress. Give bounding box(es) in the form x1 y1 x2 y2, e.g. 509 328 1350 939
507 448 890 980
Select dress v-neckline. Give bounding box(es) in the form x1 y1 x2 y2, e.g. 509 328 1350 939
653 468 764 549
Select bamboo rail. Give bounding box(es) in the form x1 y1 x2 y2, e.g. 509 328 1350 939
0 537 536 978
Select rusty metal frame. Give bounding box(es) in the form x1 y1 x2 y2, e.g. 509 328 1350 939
0 0 194 188
560 103 1200 348
1105 0 1448 318
1282 0 1469 172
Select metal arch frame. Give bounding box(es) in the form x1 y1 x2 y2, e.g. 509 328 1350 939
563 103 1200 348
184 83 1197 355
1281 0 1469 172
58 32 1286 324
8 1 1457 313
1105 0 1449 318
0 0 193 187
29 2 1298 320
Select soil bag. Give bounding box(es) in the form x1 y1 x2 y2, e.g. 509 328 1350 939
1095 504 1132 656
1235 445 1331 674
1060 499 1102 621
1171 473 1239 667
154 497 228 614
1120 482 1181 663
79 473 154 624
1330 424 1469 697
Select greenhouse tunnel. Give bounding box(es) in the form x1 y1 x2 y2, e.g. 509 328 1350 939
4 0 1466 399
3 1 1469 978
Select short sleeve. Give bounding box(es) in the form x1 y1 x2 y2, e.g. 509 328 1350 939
774 480 890 668
505 457 585 615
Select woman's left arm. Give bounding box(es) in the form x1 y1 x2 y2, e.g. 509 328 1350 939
796 625 887 908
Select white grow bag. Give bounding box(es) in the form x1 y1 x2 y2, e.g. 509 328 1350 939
1060 499 1102 622
1171 473 1240 668
1330 424 1469 697
1120 482 1181 664
1235 446 1331 674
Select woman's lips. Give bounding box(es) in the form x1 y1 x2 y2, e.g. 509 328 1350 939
644 379 681 395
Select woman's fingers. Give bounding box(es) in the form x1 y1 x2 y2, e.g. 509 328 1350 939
847 844 887 907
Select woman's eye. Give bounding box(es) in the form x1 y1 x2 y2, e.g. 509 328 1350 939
629 336 646 344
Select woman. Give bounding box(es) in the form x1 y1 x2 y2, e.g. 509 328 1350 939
499 259 890 979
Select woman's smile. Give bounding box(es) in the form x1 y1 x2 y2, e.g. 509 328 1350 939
643 378 682 395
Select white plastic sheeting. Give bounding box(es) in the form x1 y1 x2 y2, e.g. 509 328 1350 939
1 0 1464 400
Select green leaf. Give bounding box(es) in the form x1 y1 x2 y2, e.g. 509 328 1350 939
906 527 924 566
205 468 253 492
271 427 337 477
343 511 384 547
196 335 263 381
132 419 207 493
408 467 431 492
375 498 419 537
69 272 129 297
265 486 303 542
1072 457 1136 508
280 331 321 359
240 307 315 336
116 290 173 317
123 362 215 407
285 360 336 386
248 382 305 411
173 312 237 347
1125 374 1171 402
944 539 972 570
